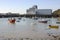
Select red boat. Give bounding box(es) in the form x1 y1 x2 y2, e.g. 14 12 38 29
8 18 16 23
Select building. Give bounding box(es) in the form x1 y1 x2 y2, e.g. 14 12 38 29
26 5 52 15
26 5 52 17
36 9 52 15
26 5 38 15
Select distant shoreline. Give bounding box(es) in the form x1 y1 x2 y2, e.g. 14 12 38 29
0 14 58 18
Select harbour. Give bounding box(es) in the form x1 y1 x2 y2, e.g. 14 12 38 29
0 17 60 40
0 0 60 40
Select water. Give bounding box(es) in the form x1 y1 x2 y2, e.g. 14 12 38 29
0 18 60 40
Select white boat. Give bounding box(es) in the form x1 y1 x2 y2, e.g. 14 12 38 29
38 18 48 23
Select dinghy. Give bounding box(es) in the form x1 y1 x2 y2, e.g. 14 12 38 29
8 18 16 24
49 25 59 29
38 19 48 23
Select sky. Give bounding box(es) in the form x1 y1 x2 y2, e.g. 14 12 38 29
0 0 60 14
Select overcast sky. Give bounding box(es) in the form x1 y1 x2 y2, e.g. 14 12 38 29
0 0 60 14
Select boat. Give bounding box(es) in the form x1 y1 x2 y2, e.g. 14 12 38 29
56 22 60 24
17 20 20 22
49 25 59 29
38 21 47 23
8 18 16 23
57 17 60 21
33 17 38 20
18 17 21 20
38 19 47 23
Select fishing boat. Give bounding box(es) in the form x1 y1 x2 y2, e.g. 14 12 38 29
49 25 59 29
8 18 16 23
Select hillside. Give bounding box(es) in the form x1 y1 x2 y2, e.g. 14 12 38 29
53 9 60 17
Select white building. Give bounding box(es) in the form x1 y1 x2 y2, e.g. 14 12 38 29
26 5 37 15
26 5 52 15
36 9 52 15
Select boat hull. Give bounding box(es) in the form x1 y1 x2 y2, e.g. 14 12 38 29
8 19 15 24
38 21 47 23
49 25 59 29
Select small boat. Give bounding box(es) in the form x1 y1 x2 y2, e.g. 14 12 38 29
56 21 60 24
8 18 16 23
33 17 38 20
38 19 47 23
18 17 21 20
38 21 47 23
49 25 59 29
17 20 20 22
57 17 60 21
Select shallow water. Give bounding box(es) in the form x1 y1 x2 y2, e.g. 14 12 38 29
0 18 60 40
